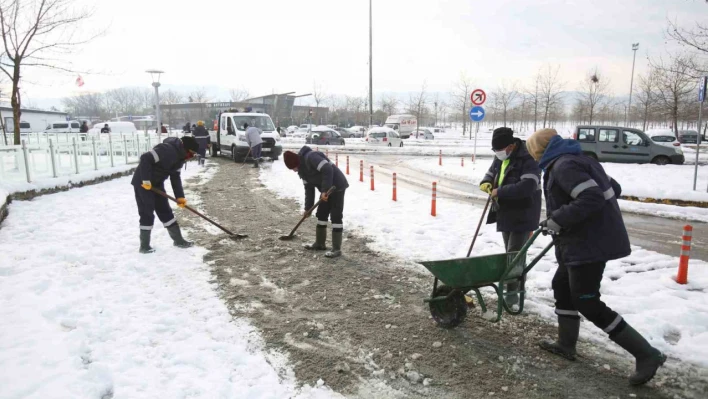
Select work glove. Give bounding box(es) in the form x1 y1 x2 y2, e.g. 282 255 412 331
141 181 152 191
539 218 562 236
177 197 187 209
480 182 492 195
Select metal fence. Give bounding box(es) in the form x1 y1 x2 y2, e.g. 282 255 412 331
0 133 176 183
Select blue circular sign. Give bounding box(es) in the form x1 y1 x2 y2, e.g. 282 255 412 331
469 106 485 122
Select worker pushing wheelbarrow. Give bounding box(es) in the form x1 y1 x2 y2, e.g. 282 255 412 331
421 228 553 327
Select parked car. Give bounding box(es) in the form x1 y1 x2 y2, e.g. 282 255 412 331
306 126 345 146
298 124 315 132
286 125 299 135
366 127 403 147
335 128 353 138
414 128 435 140
572 125 684 165
45 120 82 133
678 130 700 144
645 129 681 149
347 126 366 138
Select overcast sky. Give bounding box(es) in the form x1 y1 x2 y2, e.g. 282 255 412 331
10 0 708 107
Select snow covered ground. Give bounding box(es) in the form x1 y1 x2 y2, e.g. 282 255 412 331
0 162 339 398
403 157 708 202
260 160 708 369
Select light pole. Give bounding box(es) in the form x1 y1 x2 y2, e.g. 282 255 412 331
626 43 639 127
368 0 373 128
146 70 164 136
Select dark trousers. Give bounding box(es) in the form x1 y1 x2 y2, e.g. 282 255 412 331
251 143 262 159
134 186 176 230
316 190 345 232
503 231 530 294
552 254 625 336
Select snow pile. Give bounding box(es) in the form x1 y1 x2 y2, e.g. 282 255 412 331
0 164 136 197
260 160 708 368
0 164 340 398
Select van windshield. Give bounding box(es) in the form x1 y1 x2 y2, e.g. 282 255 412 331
384 124 399 130
232 116 275 132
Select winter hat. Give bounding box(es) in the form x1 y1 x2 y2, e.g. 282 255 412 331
180 136 199 153
491 127 515 150
283 151 300 170
526 128 558 161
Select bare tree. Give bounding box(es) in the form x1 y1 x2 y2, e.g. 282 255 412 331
161 89 183 128
634 69 659 131
229 87 250 102
578 68 611 125
407 82 427 137
491 82 519 127
188 87 211 103
667 18 708 76
537 65 565 128
312 81 329 124
525 74 542 132
451 73 473 137
378 93 398 116
0 0 97 144
652 53 697 134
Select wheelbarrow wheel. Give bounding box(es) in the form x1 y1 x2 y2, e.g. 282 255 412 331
429 285 467 329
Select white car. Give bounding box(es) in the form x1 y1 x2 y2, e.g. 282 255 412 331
366 127 403 147
45 120 82 133
414 128 435 140
286 125 298 135
645 129 682 149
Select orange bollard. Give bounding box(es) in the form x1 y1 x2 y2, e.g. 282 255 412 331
676 225 693 284
346 156 350 175
360 160 363 182
370 165 375 191
392 173 397 201
472 154 475 163
326 148 329 157
431 182 437 216
335 153 338 167
439 150 442 166
461 157 464 167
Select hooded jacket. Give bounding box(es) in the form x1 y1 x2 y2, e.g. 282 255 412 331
480 139 542 232
540 136 630 266
131 137 187 198
245 126 263 148
297 146 349 210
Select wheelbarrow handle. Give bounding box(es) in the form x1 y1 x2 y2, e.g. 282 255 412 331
509 228 543 267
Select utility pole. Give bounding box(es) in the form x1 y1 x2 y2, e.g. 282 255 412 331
626 43 639 127
146 70 164 136
369 0 373 128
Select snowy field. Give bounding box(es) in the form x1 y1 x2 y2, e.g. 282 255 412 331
403 157 708 203
0 163 339 398
260 160 708 369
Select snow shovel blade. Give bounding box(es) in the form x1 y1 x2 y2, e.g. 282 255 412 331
229 233 249 240
278 233 297 241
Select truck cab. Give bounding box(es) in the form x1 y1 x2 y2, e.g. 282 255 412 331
384 114 417 139
210 111 283 162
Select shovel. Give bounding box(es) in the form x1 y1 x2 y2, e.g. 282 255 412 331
151 187 248 239
279 186 336 241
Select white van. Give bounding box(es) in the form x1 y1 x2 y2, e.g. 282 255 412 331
45 120 82 133
210 112 283 161
384 114 417 139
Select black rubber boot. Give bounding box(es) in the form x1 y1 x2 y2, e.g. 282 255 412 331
166 223 193 248
539 316 580 360
139 230 155 254
304 226 327 250
325 230 343 258
610 324 667 385
252 161 259 168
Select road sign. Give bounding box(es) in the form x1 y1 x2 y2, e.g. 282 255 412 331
469 106 485 122
471 89 486 106
699 76 707 103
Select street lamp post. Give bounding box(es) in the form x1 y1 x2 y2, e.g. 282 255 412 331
369 0 373 129
146 70 164 137
626 43 639 127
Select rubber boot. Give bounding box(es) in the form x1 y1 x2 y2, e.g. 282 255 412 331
166 223 193 248
139 230 155 254
539 316 580 360
304 226 327 250
325 230 343 258
610 324 667 385
505 281 520 307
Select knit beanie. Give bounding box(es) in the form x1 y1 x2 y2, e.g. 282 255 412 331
491 127 515 150
526 128 558 161
283 151 300 170
180 136 199 153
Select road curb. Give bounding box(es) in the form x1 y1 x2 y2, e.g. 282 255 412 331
620 195 708 209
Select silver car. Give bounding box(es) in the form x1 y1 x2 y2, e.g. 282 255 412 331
573 125 684 165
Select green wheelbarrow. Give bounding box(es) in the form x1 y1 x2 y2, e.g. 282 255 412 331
420 229 554 328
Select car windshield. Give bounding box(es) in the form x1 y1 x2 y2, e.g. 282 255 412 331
232 116 275 131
